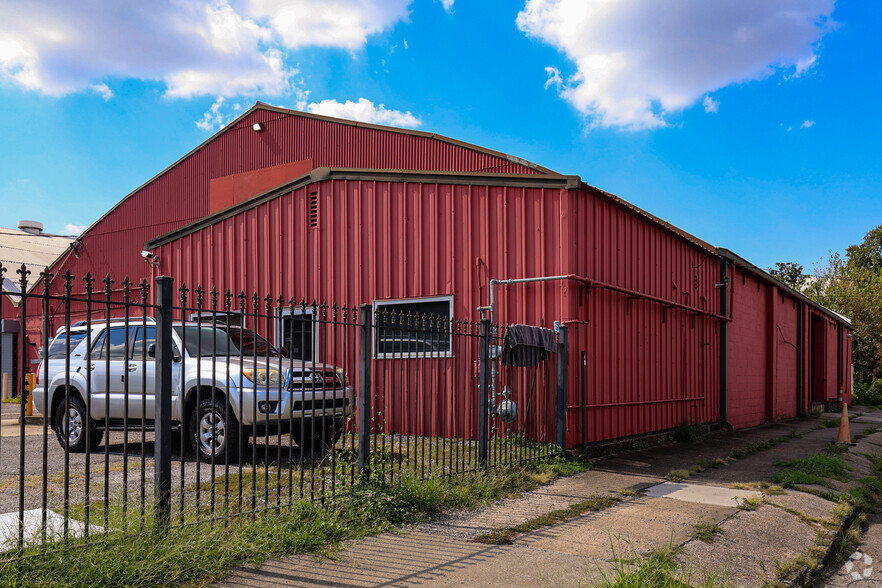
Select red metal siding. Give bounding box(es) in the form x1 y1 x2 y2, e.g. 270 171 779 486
728 268 767 428
156 180 725 447
568 188 721 445
38 108 541 306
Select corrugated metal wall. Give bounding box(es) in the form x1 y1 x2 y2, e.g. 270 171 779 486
727 265 852 430
566 188 721 445
155 179 729 447
39 107 542 305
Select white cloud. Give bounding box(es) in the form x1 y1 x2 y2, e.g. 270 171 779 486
246 0 410 50
63 223 86 235
439 0 455 13
0 0 410 100
91 83 113 101
703 95 719 114
517 0 836 130
801 120 816 129
305 98 421 128
544 66 562 90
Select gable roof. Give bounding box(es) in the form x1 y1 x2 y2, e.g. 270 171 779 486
0 226 76 304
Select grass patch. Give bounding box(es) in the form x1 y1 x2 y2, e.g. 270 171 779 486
473 494 620 545
0 454 591 588
673 422 703 444
730 481 785 495
832 513 865 564
817 418 842 429
664 461 708 483
773 443 851 489
665 470 690 483
596 547 725 587
690 521 723 543
736 496 763 511
618 488 638 497
728 437 785 460
1 396 21 404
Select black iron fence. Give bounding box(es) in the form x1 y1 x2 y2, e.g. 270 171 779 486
0 266 565 558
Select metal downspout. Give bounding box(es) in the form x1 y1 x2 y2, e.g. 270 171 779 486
797 301 805 417
719 259 731 431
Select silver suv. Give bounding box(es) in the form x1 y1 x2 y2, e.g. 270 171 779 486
34 319 353 463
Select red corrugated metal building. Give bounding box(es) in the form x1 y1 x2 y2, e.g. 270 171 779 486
8 103 852 447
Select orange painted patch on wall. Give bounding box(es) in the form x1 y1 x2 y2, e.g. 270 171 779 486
208 159 314 213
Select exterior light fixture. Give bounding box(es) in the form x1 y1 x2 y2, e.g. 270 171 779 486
252 122 263 132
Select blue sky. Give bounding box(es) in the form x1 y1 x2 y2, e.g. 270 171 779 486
0 0 879 273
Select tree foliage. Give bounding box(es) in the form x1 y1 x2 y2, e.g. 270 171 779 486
806 224 882 383
768 262 807 290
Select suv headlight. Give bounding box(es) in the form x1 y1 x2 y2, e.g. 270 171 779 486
242 368 281 386
335 367 349 385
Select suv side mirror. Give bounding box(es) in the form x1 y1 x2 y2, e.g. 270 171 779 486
147 343 182 362
38 346 45 360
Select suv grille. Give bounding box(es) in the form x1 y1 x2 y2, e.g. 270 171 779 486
292 397 350 412
287 370 340 391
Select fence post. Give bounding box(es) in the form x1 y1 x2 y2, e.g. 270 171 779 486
357 304 372 475
556 325 568 452
154 276 173 532
478 318 490 468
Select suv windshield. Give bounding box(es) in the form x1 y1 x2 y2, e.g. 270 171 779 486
224 327 282 357
173 325 240 357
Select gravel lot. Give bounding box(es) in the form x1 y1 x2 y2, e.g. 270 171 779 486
0 417 341 527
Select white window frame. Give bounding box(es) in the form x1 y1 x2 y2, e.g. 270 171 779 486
276 307 319 362
187 311 242 327
372 295 454 359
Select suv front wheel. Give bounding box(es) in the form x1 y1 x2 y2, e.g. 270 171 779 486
53 393 103 453
191 397 240 464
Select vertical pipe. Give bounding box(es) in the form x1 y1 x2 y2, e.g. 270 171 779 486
357 304 372 475
154 276 173 532
719 260 729 429
796 301 805 417
837 323 843 403
556 325 568 451
477 318 490 468
581 351 587 454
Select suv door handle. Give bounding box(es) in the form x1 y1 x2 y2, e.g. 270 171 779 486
127 364 138 372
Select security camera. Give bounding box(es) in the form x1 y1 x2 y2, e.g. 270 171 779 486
141 250 153 260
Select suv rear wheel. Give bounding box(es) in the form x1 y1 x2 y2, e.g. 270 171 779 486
53 393 103 453
191 397 240 464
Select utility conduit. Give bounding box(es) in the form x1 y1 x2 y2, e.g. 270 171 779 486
482 274 730 324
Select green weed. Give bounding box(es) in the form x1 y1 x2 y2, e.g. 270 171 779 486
473 495 620 545
596 547 726 587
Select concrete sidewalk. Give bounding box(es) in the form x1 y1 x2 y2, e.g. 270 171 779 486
216 412 881 588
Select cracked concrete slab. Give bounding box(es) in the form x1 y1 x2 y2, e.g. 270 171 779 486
515 496 736 559
679 500 822 587
417 470 658 540
216 531 614 587
644 482 760 507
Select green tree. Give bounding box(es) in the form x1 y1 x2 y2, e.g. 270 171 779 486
807 225 882 383
768 262 807 289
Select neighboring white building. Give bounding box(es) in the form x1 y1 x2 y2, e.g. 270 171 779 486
1 221 76 388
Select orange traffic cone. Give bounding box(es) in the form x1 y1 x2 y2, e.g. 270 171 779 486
837 404 851 444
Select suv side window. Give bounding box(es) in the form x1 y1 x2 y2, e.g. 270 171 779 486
90 326 131 360
47 331 88 358
131 326 156 360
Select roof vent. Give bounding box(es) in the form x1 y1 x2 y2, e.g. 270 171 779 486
18 220 43 235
